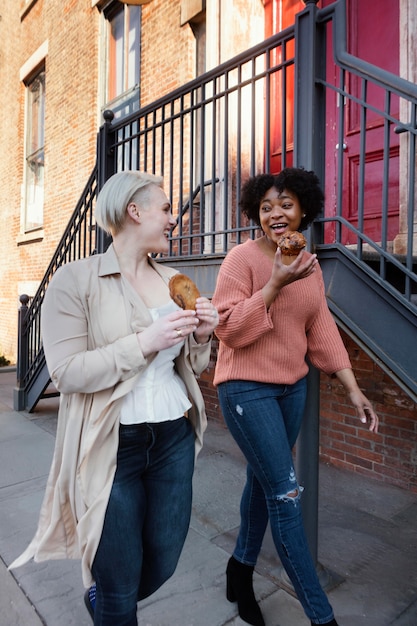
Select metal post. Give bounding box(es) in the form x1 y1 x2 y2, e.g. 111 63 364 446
296 0 326 546
13 294 30 411
295 364 320 563
293 0 323 566
296 364 344 591
95 109 116 253
291 3 343 591
294 0 324 175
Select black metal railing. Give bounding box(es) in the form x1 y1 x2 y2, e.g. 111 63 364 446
310 0 417 308
100 23 298 257
15 167 98 409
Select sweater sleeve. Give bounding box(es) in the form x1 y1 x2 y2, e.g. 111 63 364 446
306 267 352 376
212 245 273 349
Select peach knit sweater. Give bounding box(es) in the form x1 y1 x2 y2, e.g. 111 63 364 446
212 238 351 386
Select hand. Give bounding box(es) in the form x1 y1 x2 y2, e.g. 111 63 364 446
335 368 379 433
272 248 318 287
263 249 318 308
194 297 219 343
136 309 199 356
347 388 379 433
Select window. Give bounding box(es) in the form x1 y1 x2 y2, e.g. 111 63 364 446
24 69 45 232
104 2 141 118
189 11 206 76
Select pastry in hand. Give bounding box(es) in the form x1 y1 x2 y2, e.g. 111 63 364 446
277 231 307 265
169 273 201 310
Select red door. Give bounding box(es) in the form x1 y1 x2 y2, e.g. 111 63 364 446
322 0 400 244
266 0 400 244
265 0 305 172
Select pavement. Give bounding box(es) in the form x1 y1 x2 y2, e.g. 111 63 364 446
1 367 417 626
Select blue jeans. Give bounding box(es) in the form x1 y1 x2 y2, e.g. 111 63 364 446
91 417 195 626
218 379 335 625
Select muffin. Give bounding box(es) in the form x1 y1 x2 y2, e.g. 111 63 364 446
277 231 307 265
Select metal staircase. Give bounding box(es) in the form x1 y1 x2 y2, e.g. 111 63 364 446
14 168 98 412
318 245 417 400
14 0 417 411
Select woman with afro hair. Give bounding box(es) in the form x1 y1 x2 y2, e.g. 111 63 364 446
212 167 378 626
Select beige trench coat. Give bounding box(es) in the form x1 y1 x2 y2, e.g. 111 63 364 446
9 245 210 587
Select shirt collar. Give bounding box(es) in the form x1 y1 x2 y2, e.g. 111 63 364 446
97 244 173 285
97 244 121 277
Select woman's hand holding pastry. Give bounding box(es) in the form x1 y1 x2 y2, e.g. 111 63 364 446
136 310 199 356
273 247 318 286
168 274 218 343
194 297 219 344
263 249 318 309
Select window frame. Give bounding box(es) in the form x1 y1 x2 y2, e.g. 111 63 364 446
23 67 45 234
101 1 141 119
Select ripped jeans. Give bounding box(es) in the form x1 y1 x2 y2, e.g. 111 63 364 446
218 379 335 625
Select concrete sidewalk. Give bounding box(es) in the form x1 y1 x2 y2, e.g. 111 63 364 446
1 367 417 626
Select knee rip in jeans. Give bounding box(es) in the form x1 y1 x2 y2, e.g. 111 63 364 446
273 468 304 506
275 487 301 505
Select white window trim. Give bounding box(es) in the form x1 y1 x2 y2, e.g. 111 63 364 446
19 41 48 82
19 41 48 240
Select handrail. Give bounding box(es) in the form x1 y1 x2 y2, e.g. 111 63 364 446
16 167 98 397
310 0 417 309
108 27 297 134
325 0 417 102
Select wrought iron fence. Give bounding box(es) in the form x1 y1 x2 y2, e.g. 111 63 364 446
100 24 298 258
312 1 417 306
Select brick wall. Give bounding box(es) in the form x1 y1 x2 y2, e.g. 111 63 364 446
141 0 195 105
0 0 99 360
320 331 417 493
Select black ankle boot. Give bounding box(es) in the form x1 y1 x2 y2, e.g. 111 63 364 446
226 556 265 626
311 620 339 626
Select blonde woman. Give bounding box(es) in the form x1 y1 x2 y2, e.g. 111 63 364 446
10 171 218 625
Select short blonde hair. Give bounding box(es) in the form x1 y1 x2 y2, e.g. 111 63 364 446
94 170 164 235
